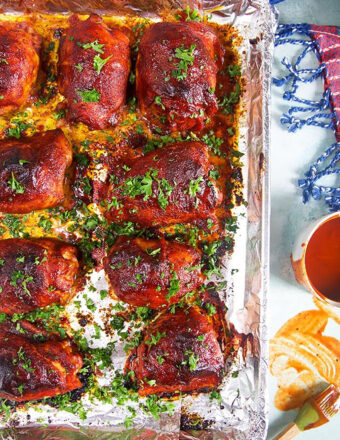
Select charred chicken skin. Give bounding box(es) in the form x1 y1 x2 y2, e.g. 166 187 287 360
0 129 72 214
136 21 223 132
126 305 224 396
0 238 79 314
0 320 83 402
0 21 41 116
58 14 130 130
107 141 222 227
104 237 203 309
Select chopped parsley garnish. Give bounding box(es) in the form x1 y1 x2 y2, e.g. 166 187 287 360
205 303 217 316
10 304 65 336
6 120 31 139
201 131 224 157
156 353 169 364
165 271 180 301
188 176 204 197
183 350 199 370
47 42 55 51
10 270 33 296
227 64 241 78
7 172 24 194
209 169 219 180
143 394 175 420
154 96 165 110
49 392 87 420
145 331 166 346
136 124 144 134
210 389 222 405
77 40 104 54
77 88 100 103
74 63 83 72
219 82 241 114
38 216 52 233
129 71 136 84
111 315 125 331
117 168 173 211
53 110 66 120
13 346 35 373
0 400 11 421
120 169 156 200
225 216 239 233
93 54 112 73
100 289 108 299
93 324 101 339
188 353 199 370
172 44 196 80
145 248 161 256
185 6 202 21
1 215 25 237
157 178 173 210
202 240 223 278
84 294 96 312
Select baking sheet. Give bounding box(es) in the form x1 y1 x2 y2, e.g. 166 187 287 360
0 1 277 439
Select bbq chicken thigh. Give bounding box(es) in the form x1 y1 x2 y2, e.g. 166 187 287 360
136 21 223 132
58 14 130 130
0 238 79 314
0 22 41 116
0 129 72 214
126 305 224 396
0 320 83 402
106 141 222 227
104 237 203 309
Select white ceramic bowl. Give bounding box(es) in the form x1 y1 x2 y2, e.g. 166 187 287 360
291 212 340 307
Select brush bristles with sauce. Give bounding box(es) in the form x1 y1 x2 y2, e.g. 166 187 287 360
274 384 340 440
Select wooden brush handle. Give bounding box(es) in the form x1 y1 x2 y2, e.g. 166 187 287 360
273 422 301 440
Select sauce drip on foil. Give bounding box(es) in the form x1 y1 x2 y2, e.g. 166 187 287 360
305 216 340 303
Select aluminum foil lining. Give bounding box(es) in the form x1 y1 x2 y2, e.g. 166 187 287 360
0 1 277 439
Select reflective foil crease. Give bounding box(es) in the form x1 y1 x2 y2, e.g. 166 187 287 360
0 0 277 439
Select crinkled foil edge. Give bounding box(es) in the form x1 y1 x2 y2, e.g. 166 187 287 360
180 2 278 439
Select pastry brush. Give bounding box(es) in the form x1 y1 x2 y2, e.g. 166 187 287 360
273 384 340 440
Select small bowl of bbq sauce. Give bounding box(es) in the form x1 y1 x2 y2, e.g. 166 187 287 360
291 213 340 307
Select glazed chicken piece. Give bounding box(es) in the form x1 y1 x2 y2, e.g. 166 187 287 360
104 237 203 309
0 320 83 402
126 305 224 396
58 14 130 130
0 129 72 214
0 21 41 116
106 141 222 227
0 238 79 314
136 21 223 132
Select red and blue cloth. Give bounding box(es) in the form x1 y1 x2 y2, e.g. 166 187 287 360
310 25 340 141
274 23 340 211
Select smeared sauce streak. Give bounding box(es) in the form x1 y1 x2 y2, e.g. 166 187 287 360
270 298 340 411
